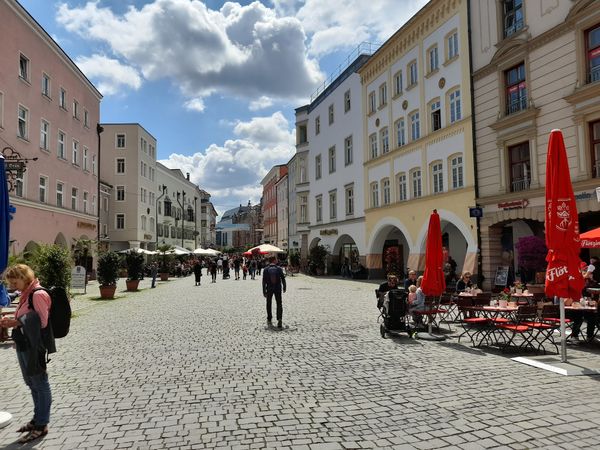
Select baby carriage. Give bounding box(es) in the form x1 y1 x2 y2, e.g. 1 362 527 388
377 288 412 338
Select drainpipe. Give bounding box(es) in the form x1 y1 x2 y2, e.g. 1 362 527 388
194 196 198 249
96 124 104 247
155 185 166 248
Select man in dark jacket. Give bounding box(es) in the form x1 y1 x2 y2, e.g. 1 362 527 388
262 257 287 328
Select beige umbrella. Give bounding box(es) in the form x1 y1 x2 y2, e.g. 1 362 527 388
248 244 286 254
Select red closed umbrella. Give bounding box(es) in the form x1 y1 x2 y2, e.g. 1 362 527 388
421 209 446 296
544 129 584 362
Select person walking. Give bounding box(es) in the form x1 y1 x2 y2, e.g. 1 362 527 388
249 259 257 280
262 256 286 328
233 258 241 280
193 258 202 286
209 260 217 283
0 264 53 443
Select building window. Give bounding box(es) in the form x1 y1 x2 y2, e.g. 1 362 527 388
42 73 50 97
328 146 336 173
344 90 351 112
15 175 24 198
411 169 422 198
508 142 531 192
71 187 78 210
345 184 354 215
316 195 322 222
140 161 144 177
505 63 527 115
369 91 376 114
299 158 307 182
141 215 147 230
39 176 47 203
72 140 79 165
40 120 49 150
382 178 390 205
116 133 126 148
393 71 402 96
299 195 307 223
83 192 88 213
140 188 145 204
451 155 464 189
369 133 378 159
591 120 600 177
0 92 3 128
586 24 600 84
379 83 387 107
116 214 125 230
430 100 441 132
397 173 407 201
18 105 28 139
116 186 124 202
164 198 172 217
72 100 79 119
315 154 322 179
59 88 66 109
448 32 459 60
328 104 334 125
315 116 320 135
449 89 462 123
432 162 443 194
329 190 337 219
410 111 420 140
19 53 29 81
428 46 439 73
84 110 89 127
395 118 406 147
103 197 109 212
344 135 353 166
503 0 524 38
92 154 96 175
55 182 64 207
83 147 88 171
92 195 96 214
409 61 418 86
371 182 379 208
149 217 154 232
57 131 65 159
380 127 389 154
116 158 125 174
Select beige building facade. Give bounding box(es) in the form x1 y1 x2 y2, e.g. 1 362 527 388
360 0 478 279
471 0 600 288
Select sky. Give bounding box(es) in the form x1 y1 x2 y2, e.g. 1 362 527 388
18 0 428 216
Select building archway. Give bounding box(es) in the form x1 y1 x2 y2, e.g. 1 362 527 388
368 220 412 279
332 234 360 275
23 240 40 259
54 232 68 248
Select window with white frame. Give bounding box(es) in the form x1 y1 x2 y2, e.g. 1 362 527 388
72 100 79 119
149 217 154 232
116 185 125 201
299 157 307 182
15 174 24 197
432 162 443 194
430 100 441 132
92 195 96 214
116 158 125 173
428 46 439 73
315 116 320 135
39 176 47 203
18 105 28 139
59 88 66 109
395 118 406 147
116 133 126 148
344 90 351 112
56 182 63 207
72 139 79 165
345 184 354 215
328 146 336 173
448 32 459 59
116 214 125 230
102 223 108 236
380 127 389 154
409 61 418 86
410 111 420 140
369 133 378 159
83 192 88 213
397 173 407 201
393 71 402 96
411 169 422 198
315 154 322 179
369 91 376 114
328 104 334 125
141 215 147 231
382 178 391 205
19 54 29 81
92 154 96 175
57 130 65 159
449 89 461 123
329 190 337 219
71 187 78 210
103 197 108 212
316 195 322 222
42 73 50 97
140 161 144 177
84 110 89 127
371 182 379 208
379 82 387 107
299 195 308 223
40 119 49 150
344 135 353 166
83 147 88 171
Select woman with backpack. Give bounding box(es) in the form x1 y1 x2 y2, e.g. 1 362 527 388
0 264 52 443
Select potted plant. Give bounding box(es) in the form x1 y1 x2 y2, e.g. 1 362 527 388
498 288 511 308
157 244 173 281
125 250 145 291
31 243 72 290
97 251 120 299
309 244 330 275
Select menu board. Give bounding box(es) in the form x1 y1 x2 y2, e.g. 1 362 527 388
494 266 509 287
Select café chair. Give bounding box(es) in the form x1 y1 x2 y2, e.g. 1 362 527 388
495 305 539 353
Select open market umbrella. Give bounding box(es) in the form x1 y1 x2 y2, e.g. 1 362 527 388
544 129 585 362
248 244 285 254
193 248 220 256
580 227 600 249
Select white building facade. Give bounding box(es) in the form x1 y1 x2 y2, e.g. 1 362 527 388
275 173 288 250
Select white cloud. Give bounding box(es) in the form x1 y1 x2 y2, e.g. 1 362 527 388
160 111 294 214
57 0 323 105
75 54 142 95
183 98 206 113
249 96 274 111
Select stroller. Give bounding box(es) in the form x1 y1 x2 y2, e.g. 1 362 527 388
377 288 413 338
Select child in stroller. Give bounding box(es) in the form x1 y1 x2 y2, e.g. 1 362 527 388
376 287 413 338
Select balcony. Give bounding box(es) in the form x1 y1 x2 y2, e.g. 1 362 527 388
503 18 523 39
506 95 528 116
588 66 600 85
511 177 531 193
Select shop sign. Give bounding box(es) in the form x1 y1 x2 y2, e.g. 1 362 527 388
498 199 529 210
71 266 86 292
574 191 594 201
77 221 96 230
319 229 338 236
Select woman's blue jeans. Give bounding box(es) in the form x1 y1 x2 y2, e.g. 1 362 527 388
17 351 52 427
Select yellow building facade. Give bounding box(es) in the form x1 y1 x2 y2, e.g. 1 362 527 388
359 0 478 279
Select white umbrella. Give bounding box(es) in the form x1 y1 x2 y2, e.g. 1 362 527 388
193 248 215 255
248 244 286 254
118 248 156 255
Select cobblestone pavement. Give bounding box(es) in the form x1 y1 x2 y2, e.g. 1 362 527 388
2 274 600 449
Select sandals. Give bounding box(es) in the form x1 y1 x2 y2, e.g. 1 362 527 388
16 421 34 433
17 426 48 444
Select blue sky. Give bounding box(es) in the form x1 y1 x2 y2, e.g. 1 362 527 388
18 0 427 214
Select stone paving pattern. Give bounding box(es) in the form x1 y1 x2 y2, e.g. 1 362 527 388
1 274 600 449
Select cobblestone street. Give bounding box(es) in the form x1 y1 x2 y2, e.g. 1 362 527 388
2 274 600 449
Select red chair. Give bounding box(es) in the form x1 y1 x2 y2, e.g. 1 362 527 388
456 297 489 345
495 305 539 353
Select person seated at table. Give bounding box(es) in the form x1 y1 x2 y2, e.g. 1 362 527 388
410 276 425 325
564 298 597 343
404 270 417 290
378 274 400 296
455 271 473 293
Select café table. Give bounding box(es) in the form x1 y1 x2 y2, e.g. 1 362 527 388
460 305 519 347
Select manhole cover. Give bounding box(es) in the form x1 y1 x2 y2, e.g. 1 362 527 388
340 333 358 339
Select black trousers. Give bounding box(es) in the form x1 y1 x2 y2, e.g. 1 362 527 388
266 290 283 321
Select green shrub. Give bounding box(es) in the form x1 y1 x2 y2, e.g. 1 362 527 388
97 251 121 286
125 251 145 281
32 244 72 290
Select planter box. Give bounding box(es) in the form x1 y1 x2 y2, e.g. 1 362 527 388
99 285 116 299
126 280 140 291
160 273 169 281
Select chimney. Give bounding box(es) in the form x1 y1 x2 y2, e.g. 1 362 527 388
186 172 190 181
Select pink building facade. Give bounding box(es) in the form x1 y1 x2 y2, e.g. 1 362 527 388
0 0 102 258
